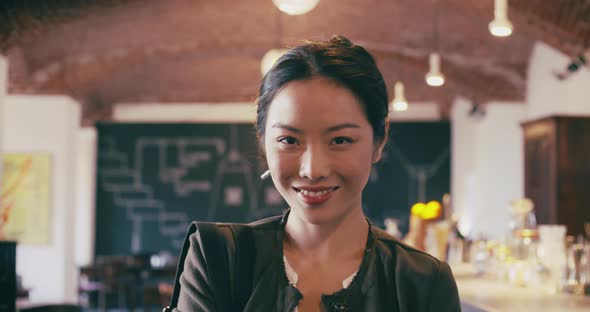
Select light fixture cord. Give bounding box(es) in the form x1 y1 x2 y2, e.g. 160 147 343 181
432 0 439 53
274 6 283 48
396 1 404 84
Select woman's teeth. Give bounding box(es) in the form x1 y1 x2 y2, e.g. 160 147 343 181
299 189 333 197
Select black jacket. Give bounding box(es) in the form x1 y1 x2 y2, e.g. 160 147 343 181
174 212 461 311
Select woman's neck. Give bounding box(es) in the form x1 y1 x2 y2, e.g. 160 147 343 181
284 207 369 261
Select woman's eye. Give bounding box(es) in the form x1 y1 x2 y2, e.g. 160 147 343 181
278 136 298 145
331 137 353 145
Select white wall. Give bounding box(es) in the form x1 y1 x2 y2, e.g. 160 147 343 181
0 60 5 306
114 103 258 123
0 56 6 192
75 128 97 267
1 95 80 303
527 42 590 119
451 97 479 238
451 98 526 240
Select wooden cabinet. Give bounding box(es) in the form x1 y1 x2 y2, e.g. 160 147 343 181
522 116 590 236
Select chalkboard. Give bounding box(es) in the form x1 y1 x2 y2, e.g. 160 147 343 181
95 122 449 256
364 121 451 231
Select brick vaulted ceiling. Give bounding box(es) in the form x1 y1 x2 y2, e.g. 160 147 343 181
0 0 589 124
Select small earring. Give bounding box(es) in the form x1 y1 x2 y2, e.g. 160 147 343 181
260 170 271 180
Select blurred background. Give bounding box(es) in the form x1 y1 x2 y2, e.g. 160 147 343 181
0 0 589 311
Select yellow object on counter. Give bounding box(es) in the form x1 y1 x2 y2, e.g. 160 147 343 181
411 201 442 220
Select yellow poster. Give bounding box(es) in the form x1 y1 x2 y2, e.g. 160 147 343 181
0 154 52 244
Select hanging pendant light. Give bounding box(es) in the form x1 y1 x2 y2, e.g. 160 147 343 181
425 52 445 87
489 0 513 37
426 0 445 87
391 82 408 112
272 0 320 16
261 48 288 76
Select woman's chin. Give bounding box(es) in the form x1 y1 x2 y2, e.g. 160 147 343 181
289 204 348 225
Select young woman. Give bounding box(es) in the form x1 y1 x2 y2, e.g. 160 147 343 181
172 36 460 312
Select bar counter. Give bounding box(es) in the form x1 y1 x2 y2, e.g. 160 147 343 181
453 263 590 312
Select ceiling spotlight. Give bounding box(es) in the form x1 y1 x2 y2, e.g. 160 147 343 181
272 0 320 15
553 50 589 80
391 82 408 112
489 0 513 37
425 52 445 87
261 48 288 76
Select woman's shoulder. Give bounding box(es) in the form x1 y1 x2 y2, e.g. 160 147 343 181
371 226 461 310
190 214 283 234
184 214 283 252
247 214 283 230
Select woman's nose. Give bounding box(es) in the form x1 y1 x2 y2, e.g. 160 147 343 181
299 144 330 181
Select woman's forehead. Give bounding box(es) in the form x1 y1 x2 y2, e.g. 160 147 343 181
267 77 369 127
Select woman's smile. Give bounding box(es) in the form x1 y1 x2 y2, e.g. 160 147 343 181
293 186 340 206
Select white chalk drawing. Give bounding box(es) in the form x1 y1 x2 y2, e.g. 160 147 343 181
98 126 284 253
98 137 165 252
208 125 261 219
98 136 227 251
135 138 224 196
389 144 450 204
158 212 189 249
224 187 244 206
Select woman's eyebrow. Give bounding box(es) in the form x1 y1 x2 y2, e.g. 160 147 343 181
324 123 360 133
271 123 360 134
271 123 302 133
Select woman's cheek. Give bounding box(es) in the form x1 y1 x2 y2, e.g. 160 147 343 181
335 147 372 167
269 150 298 179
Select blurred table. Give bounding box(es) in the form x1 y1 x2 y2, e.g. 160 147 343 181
452 263 590 312
17 288 29 299
16 299 80 311
78 255 177 311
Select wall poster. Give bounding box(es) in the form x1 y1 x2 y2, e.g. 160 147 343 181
0 154 52 244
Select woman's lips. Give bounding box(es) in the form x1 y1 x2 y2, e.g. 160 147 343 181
293 186 338 205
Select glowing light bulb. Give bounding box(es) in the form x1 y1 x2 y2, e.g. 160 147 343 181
391 82 408 112
425 53 445 87
489 0 513 37
272 0 320 15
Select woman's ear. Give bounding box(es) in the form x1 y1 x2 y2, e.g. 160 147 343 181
372 140 386 163
372 122 389 163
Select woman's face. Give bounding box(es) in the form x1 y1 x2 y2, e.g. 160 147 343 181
264 77 385 225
